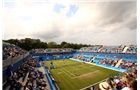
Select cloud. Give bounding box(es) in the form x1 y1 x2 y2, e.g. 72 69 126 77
4 1 137 45
98 2 137 30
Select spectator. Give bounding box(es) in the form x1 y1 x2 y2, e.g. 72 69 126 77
90 85 94 90
126 77 137 90
131 68 137 79
52 77 56 84
121 76 130 90
106 78 117 90
99 81 112 90
114 76 120 84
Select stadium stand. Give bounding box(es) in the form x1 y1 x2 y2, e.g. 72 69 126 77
3 56 52 90
3 43 137 90
3 42 26 60
78 45 137 54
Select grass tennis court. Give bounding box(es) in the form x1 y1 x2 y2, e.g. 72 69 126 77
44 59 120 90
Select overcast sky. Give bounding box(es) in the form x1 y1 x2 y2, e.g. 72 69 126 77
3 0 137 45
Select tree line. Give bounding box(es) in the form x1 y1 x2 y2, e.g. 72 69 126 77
3 38 93 51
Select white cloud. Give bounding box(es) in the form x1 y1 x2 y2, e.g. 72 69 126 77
4 1 137 45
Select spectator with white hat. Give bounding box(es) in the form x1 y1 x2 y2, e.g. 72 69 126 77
99 81 112 90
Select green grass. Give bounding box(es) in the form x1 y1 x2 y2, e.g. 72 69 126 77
44 59 120 90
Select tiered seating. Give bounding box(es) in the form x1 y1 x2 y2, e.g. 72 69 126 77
125 45 137 54
3 57 51 90
79 46 101 52
78 45 137 54
3 42 26 60
72 53 94 62
98 46 108 53
92 54 137 72
34 48 73 53
72 52 137 73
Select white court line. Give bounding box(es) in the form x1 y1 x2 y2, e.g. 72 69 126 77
56 63 75 76
55 63 75 78
82 66 97 72
73 70 100 79
67 63 95 72
56 63 100 79
57 67 73 79
69 65 95 71
80 77 108 90
57 72 62 74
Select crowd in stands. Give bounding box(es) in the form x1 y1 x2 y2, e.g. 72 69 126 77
72 54 137 71
33 48 73 53
98 58 118 67
73 55 85 60
3 57 48 90
79 45 137 54
79 46 101 52
119 61 137 69
99 45 126 53
125 45 137 54
93 67 137 90
3 42 27 60
98 58 137 69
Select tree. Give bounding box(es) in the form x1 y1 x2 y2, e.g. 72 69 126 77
63 43 69 48
60 41 67 47
48 41 57 48
3 38 93 50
